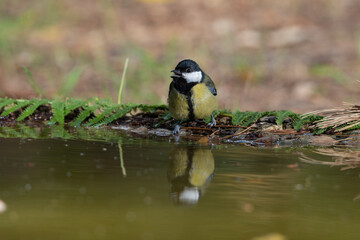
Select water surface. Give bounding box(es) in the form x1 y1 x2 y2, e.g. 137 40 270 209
0 135 359 240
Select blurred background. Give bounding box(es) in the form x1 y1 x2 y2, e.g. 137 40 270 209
0 0 360 112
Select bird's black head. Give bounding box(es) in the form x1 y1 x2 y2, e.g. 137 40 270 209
174 59 201 73
171 59 203 83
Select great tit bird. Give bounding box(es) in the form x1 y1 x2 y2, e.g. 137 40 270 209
167 146 215 205
168 59 218 134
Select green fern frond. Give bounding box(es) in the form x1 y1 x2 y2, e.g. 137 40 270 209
231 111 268 126
294 114 323 131
83 105 121 126
275 110 299 126
64 99 87 115
203 109 231 123
335 121 360 132
69 105 100 126
17 99 49 121
293 119 306 131
94 98 113 107
313 127 329 135
50 101 65 125
94 105 135 127
0 99 30 117
242 111 268 126
85 103 167 127
231 111 246 125
0 98 16 110
153 112 172 127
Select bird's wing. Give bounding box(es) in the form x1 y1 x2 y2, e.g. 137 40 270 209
203 74 217 96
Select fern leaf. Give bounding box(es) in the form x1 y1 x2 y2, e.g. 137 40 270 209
293 119 306 131
275 110 299 126
335 121 360 132
69 105 100 126
94 105 134 127
64 99 87 115
0 99 30 117
313 127 329 135
83 105 121 126
231 111 246 125
94 98 114 108
242 112 265 126
293 114 323 130
17 99 49 121
153 112 172 127
203 109 231 123
50 101 65 125
0 98 16 110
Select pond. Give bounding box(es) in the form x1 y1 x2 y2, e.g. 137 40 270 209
0 127 359 240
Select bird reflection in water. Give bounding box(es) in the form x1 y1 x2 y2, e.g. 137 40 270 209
167 146 215 205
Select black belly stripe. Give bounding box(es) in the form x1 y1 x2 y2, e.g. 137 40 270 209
186 91 195 120
172 78 197 120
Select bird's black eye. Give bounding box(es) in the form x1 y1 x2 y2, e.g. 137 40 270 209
186 68 191 73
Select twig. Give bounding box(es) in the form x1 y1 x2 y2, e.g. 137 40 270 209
220 123 256 139
216 125 246 128
182 127 213 131
209 129 219 137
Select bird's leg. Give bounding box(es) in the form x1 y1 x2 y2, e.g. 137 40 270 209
172 120 183 135
172 124 181 135
207 114 217 127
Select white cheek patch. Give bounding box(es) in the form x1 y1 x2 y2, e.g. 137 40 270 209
182 71 202 83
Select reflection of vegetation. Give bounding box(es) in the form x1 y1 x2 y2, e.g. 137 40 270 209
167 146 215 205
118 141 127 177
299 148 360 170
0 124 126 142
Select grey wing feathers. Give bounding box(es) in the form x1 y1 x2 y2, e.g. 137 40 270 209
204 74 217 96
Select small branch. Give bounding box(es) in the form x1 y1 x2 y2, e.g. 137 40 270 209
209 129 219 137
220 123 256 140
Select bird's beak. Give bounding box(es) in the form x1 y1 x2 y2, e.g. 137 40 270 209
171 69 182 78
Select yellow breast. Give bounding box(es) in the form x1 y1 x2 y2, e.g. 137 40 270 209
191 83 218 119
168 86 189 120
